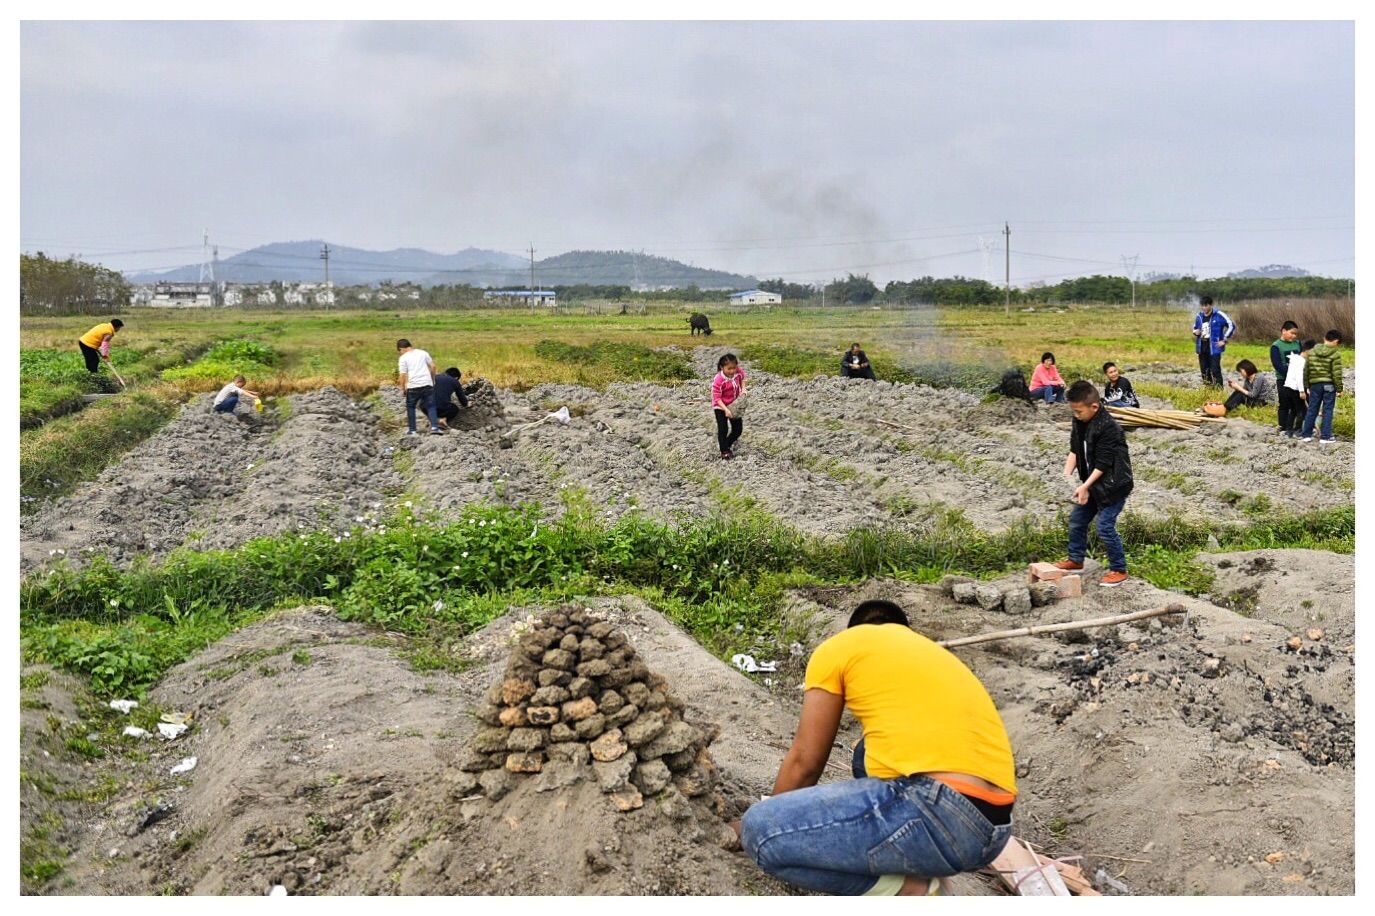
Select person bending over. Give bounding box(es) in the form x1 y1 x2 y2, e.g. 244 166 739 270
738 599 1016 896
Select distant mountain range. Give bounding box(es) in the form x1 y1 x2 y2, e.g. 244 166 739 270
1224 264 1313 280
128 241 756 289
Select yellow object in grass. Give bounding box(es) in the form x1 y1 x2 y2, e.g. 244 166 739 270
255 399 265 413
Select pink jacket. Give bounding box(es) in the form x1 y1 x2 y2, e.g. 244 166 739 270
712 369 746 407
1030 363 1064 389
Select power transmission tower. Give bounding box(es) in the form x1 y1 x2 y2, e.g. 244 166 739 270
199 229 213 286
1120 254 1139 309
979 236 997 285
320 244 332 310
1003 222 1011 316
212 244 222 306
528 243 537 293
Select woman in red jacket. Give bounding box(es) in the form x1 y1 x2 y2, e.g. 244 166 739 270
1029 352 1066 404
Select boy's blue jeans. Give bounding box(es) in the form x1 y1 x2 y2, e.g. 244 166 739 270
1068 494 1127 573
405 385 439 433
213 394 239 414
1029 385 1065 404
1300 383 1337 440
740 740 1012 895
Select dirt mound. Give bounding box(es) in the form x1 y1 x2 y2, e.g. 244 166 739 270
195 387 402 549
19 394 276 570
1199 548 1354 644
54 602 825 895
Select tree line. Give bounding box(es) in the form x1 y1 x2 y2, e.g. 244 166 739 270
20 253 132 315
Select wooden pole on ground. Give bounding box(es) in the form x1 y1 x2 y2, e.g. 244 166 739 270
938 604 1186 649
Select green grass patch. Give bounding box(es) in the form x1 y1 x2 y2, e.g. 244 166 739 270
531 339 693 386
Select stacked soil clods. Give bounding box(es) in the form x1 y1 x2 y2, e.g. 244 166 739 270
457 606 719 812
449 378 505 430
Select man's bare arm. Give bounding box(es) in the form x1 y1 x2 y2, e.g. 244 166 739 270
772 688 845 795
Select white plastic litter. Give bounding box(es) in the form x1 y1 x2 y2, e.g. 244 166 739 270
157 722 189 740
268 885 288 897
122 726 151 739
109 699 139 714
550 406 571 424
169 757 198 776
730 654 778 673
1094 868 1132 895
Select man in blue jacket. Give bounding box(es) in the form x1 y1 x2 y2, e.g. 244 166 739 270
1192 296 1234 387
434 367 471 428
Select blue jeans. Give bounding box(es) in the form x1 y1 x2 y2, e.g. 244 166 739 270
213 394 239 414
1300 383 1337 440
1029 385 1065 404
405 385 439 433
740 742 1013 895
1068 494 1127 573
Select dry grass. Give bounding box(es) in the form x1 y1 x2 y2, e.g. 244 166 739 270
1230 298 1355 345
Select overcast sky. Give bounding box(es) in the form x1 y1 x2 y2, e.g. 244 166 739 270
20 20 1354 285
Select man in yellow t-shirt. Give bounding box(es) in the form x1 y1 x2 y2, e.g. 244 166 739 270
738 600 1016 896
77 318 124 374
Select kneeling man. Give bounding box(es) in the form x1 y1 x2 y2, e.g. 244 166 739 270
738 600 1016 895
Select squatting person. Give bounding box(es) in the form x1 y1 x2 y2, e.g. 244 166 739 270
434 366 471 428
738 599 1017 896
396 338 443 437
841 343 876 380
212 374 261 414
1029 352 1066 404
1102 362 1140 409
77 318 123 374
1223 359 1276 414
1056 380 1133 587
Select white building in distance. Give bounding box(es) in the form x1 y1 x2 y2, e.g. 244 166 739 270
728 289 782 305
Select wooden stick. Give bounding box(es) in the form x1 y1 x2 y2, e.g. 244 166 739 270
938 604 1186 649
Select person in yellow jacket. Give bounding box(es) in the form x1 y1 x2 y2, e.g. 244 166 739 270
78 318 124 374
737 599 1016 896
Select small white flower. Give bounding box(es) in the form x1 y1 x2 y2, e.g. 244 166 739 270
672 564 680 571
343 532 350 538
478 520 486 527
461 551 469 558
334 536 342 543
421 545 428 553
57 549 66 555
734 623 744 632
404 500 413 508
722 559 730 566
433 600 445 612
109 598 120 607
49 549 56 556
354 516 364 523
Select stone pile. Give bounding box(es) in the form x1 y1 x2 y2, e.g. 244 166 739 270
941 573 1064 613
454 606 719 812
448 378 505 430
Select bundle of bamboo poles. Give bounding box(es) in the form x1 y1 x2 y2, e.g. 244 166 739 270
1107 405 1227 430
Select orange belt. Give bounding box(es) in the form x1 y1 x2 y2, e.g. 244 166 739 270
932 774 1017 806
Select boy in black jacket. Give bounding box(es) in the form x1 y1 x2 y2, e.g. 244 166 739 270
1055 380 1133 587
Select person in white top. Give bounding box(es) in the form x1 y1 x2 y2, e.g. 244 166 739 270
397 338 442 436
213 374 261 414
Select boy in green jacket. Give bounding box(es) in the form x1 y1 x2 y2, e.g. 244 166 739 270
1299 330 1345 443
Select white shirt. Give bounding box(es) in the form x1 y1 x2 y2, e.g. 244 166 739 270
213 383 244 406
397 349 435 388
1284 354 1306 392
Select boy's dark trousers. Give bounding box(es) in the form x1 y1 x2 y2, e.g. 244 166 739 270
1198 348 1223 386
714 408 742 453
79 341 102 373
405 386 439 433
1277 387 1303 433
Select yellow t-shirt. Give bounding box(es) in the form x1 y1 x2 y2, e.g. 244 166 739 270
79 322 116 348
805 623 1017 793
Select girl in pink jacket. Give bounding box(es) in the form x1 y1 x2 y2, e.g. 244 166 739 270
1029 352 1067 404
712 353 746 460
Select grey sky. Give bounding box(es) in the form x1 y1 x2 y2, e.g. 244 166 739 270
20 20 1354 285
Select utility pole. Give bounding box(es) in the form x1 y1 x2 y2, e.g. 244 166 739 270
1003 222 1011 316
1120 254 1139 309
320 243 332 310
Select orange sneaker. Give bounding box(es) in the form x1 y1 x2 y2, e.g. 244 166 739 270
1053 559 1084 571
1100 571 1129 588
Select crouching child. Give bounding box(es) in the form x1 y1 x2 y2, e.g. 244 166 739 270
213 375 260 414
1056 380 1133 587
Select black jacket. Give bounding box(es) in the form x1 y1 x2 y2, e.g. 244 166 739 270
434 372 469 408
1070 405 1133 505
1102 376 1139 408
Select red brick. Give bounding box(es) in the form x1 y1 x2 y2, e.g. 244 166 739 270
1028 562 1066 583
1055 574 1082 598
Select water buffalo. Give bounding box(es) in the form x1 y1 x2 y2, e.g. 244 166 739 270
688 313 713 336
